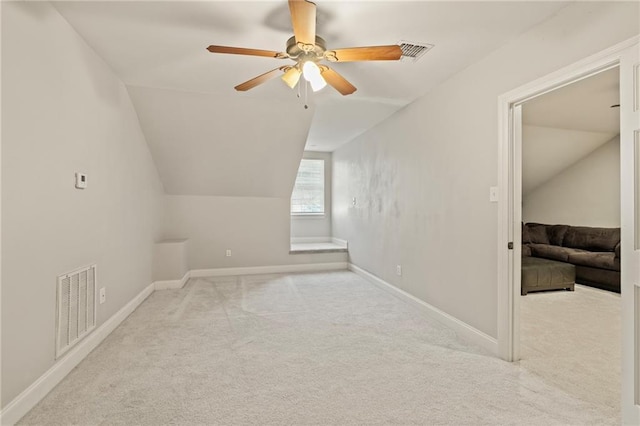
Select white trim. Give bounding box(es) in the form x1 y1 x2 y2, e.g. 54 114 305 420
0 283 154 426
190 262 348 278
498 36 638 106
289 237 347 250
348 263 499 356
290 213 326 219
153 271 191 290
331 237 348 248
619 41 640 424
290 237 332 244
497 35 639 362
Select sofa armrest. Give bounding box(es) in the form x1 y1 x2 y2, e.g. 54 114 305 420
615 242 621 259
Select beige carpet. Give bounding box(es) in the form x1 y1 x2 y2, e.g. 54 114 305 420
519 284 621 423
20 272 617 425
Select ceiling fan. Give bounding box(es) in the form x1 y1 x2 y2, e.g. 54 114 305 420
206 0 403 96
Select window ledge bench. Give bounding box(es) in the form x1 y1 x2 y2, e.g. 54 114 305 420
289 238 348 255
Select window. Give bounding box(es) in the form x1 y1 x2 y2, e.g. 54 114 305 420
291 159 324 214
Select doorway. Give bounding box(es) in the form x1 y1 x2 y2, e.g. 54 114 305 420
518 67 621 419
496 36 640 423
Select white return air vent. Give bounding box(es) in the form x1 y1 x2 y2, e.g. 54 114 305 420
56 264 97 358
398 41 434 62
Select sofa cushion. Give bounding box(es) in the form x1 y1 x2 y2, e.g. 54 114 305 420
568 252 620 272
563 226 620 252
525 223 550 245
529 244 587 262
548 225 569 246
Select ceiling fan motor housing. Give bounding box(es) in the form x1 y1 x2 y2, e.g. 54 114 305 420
286 35 327 62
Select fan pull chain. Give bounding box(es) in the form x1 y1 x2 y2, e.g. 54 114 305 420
304 80 309 109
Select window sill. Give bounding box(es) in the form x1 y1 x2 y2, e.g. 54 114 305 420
289 241 348 254
291 213 326 219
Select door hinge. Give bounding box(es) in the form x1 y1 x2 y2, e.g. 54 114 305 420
508 242 514 250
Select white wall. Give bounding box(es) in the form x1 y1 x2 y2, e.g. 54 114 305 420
290 151 332 239
332 2 639 338
163 195 346 269
153 239 189 282
1 2 164 408
521 125 616 195
523 136 620 227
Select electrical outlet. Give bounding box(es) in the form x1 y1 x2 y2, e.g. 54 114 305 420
352 197 357 207
396 265 402 276
225 249 232 257
99 287 106 304
75 172 87 189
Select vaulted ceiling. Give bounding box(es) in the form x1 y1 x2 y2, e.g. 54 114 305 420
522 67 620 195
51 1 570 197
53 1 569 150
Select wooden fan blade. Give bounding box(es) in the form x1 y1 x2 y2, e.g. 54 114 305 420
326 45 402 62
321 67 357 96
235 68 283 91
207 45 287 59
288 0 316 46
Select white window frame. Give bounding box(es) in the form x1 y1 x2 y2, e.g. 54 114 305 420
291 158 325 216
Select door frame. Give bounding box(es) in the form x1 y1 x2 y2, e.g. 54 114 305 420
497 35 639 362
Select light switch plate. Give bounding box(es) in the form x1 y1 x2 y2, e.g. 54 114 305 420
489 186 498 203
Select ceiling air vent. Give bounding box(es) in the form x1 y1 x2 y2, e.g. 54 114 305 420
398 41 434 62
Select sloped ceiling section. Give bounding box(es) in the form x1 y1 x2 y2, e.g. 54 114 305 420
522 126 616 195
52 1 570 152
48 0 572 197
127 86 313 197
306 98 402 152
522 67 619 195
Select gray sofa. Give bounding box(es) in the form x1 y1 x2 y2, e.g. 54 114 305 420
522 222 621 293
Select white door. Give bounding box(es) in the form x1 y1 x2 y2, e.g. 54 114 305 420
621 42 640 424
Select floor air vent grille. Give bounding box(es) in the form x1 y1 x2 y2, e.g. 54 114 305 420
56 265 97 358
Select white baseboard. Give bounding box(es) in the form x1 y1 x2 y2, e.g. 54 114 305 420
0 283 155 426
348 263 498 356
190 262 348 278
154 271 191 290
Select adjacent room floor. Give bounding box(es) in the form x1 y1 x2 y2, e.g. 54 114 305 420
519 284 621 423
20 271 617 425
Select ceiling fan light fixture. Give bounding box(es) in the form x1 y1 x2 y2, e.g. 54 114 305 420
309 77 327 92
207 0 405 96
302 61 326 92
282 67 302 89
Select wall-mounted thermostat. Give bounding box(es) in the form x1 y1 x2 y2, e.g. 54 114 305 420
75 172 87 189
